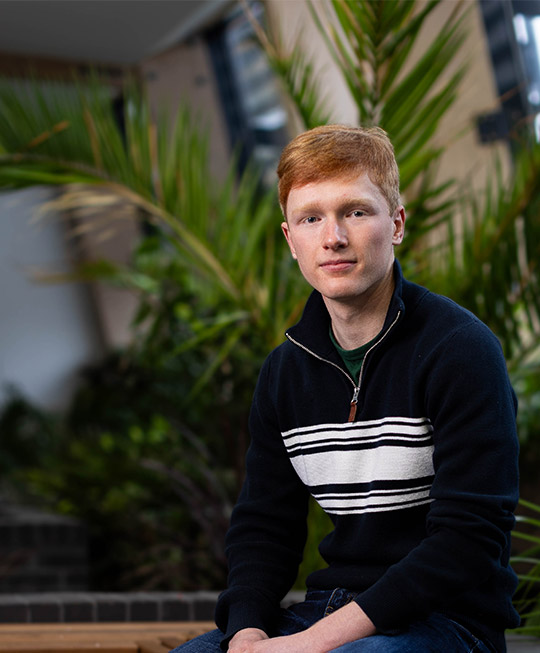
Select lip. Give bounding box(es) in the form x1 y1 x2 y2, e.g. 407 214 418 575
320 260 356 271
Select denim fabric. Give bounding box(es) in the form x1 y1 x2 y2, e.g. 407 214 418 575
169 588 496 652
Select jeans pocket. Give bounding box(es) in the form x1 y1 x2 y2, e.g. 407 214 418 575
323 588 360 617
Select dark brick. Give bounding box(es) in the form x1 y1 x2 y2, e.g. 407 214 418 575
40 525 58 545
17 525 36 547
130 597 159 621
53 525 86 547
64 596 94 622
162 596 190 621
0 548 33 579
0 596 28 622
96 595 127 622
58 525 73 545
0 525 13 548
41 552 87 567
28 597 61 622
64 570 88 591
193 597 216 620
3 574 47 594
15 572 62 593
71 527 87 546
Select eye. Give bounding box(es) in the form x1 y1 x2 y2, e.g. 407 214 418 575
305 216 318 224
351 210 365 218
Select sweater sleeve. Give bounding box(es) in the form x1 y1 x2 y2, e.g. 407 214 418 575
355 320 519 632
214 355 310 645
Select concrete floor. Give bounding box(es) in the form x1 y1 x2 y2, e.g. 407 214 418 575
507 634 540 652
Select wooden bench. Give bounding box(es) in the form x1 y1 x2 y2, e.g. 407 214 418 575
0 621 215 652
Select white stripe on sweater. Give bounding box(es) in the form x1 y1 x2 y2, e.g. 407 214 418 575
282 417 434 515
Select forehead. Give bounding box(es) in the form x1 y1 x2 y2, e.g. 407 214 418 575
286 172 388 215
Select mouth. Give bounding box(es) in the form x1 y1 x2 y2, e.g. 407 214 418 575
320 260 356 272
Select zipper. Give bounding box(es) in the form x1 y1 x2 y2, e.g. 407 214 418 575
286 310 402 423
348 386 360 422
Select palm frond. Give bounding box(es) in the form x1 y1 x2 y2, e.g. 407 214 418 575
241 0 333 129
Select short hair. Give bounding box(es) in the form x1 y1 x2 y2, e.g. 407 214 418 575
277 124 400 217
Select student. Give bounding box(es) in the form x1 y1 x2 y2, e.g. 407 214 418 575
171 125 519 653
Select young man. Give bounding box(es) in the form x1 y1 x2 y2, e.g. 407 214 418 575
172 125 519 653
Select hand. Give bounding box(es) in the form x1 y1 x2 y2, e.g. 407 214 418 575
227 602 376 653
228 631 307 653
228 628 269 652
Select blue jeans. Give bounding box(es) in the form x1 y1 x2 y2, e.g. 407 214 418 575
170 588 496 652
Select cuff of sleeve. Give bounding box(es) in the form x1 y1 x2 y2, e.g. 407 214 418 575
215 588 279 647
354 579 422 636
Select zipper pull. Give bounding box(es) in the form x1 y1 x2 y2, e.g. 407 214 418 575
348 386 360 422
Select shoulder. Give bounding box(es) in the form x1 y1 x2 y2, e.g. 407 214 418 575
257 338 307 388
399 279 510 387
402 278 502 349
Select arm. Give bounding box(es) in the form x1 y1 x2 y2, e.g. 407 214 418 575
355 322 519 631
228 603 375 653
215 355 311 645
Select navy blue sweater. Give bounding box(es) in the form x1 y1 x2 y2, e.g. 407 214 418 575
216 261 519 652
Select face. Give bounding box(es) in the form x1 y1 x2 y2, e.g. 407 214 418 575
281 172 405 311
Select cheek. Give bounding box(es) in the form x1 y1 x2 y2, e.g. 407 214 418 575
295 256 313 280
363 227 391 254
289 235 312 261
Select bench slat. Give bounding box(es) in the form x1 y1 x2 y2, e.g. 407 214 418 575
0 645 137 652
136 640 169 653
0 622 214 653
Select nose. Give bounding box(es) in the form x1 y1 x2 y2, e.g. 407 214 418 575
323 217 348 249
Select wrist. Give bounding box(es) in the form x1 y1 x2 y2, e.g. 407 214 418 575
230 627 268 642
307 601 376 650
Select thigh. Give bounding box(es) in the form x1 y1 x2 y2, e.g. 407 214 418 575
168 628 223 653
330 614 493 653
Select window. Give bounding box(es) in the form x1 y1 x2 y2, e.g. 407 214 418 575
205 1 289 185
480 0 540 141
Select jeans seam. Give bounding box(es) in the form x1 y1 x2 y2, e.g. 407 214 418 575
323 589 359 617
324 588 340 617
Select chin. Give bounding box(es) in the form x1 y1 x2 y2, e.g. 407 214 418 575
322 289 365 303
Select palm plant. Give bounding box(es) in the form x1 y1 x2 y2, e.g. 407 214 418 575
0 0 539 610
511 499 540 634
0 78 306 357
246 0 468 263
0 77 309 588
249 0 540 358
249 0 540 625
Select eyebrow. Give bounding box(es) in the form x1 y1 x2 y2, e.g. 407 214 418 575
292 198 378 217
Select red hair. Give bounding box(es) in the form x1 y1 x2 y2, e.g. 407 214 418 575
277 124 400 217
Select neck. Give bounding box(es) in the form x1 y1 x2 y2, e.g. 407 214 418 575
326 270 395 350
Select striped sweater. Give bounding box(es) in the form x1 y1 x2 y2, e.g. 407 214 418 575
216 261 520 652
282 416 434 516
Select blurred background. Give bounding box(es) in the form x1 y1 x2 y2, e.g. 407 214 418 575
0 0 540 634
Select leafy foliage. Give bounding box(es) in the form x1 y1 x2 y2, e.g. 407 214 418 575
512 500 540 634
250 0 540 627
247 0 468 259
0 76 309 588
0 77 308 353
2 357 237 590
0 1 539 619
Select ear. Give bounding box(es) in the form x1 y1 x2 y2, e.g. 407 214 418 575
391 206 406 245
281 221 297 259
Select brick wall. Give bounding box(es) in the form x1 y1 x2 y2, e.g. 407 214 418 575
0 506 87 593
0 591 220 623
0 591 306 623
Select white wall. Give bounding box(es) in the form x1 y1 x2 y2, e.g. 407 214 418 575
0 187 103 411
265 0 510 192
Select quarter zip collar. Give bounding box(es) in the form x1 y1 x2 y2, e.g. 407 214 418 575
285 260 406 422
286 259 405 362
